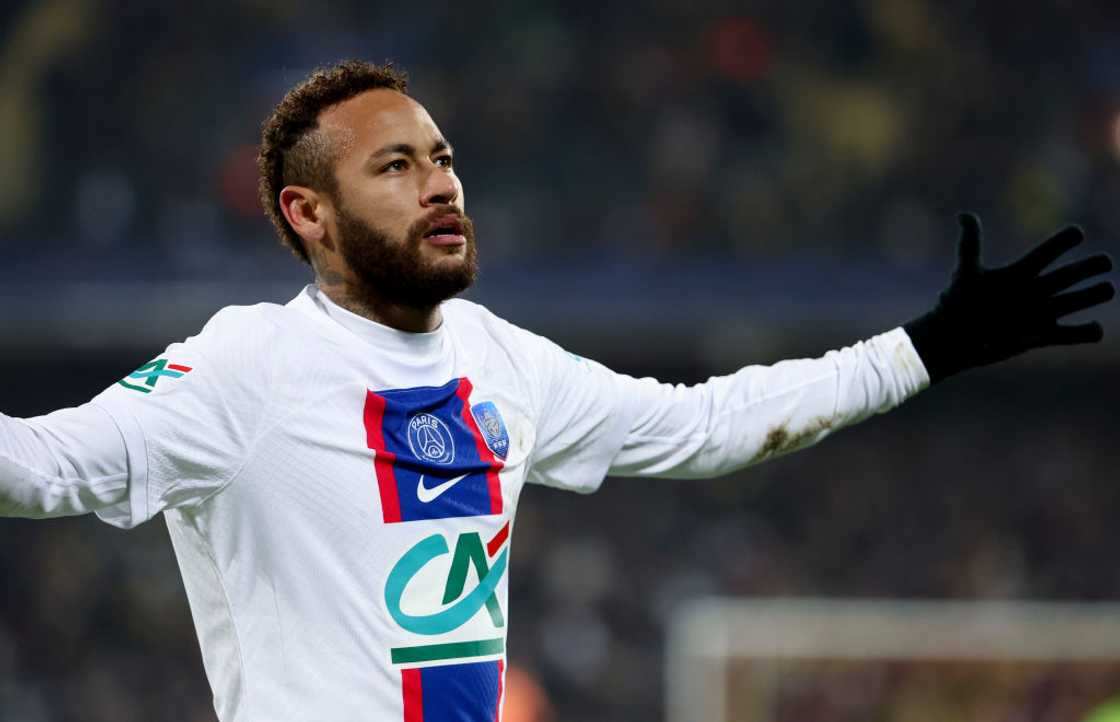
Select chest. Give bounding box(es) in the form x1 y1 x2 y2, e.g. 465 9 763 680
242 372 535 534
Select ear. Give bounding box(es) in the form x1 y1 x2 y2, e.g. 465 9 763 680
279 185 335 253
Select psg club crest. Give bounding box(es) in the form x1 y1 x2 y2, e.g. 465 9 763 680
470 401 509 460
407 413 456 465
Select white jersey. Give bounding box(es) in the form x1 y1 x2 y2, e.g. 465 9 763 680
2 285 929 721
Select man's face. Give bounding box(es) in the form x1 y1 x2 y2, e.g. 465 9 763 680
319 89 476 308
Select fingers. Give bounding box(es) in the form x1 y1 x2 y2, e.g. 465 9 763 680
956 212 982 271
1049 280 1116 319
1038 253 1114 295
1010 225 1084 276
1043 321 1105 346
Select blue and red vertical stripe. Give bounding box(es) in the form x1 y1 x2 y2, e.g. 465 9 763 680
402 660 504 722
364 378 503 523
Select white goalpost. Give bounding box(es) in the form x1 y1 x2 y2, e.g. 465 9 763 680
666 598 1120 722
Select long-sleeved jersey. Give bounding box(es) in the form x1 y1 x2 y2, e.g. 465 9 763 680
0 284 929 721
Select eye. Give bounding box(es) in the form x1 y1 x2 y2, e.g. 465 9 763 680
435 154 454 169
381 159 408 173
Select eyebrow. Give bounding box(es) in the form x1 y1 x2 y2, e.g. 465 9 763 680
367 139 453 164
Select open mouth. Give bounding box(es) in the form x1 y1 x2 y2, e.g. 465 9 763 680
421 214 467 247
423 215 464 238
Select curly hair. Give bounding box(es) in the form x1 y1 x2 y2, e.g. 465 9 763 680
258 60 409 264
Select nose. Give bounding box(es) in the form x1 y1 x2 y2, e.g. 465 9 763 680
420 165 459 207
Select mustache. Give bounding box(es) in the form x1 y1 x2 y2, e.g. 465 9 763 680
407 205 475 242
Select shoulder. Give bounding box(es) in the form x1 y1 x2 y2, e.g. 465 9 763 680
443 298 565 364
167 301 307 396
183 299 284 353
190 299 309 356
442 298 545 347
197 302 276 337
441 298 579 379
441 297 500 326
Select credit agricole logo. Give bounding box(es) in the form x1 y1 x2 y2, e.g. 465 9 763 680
118 358 193 394
385 521 510 665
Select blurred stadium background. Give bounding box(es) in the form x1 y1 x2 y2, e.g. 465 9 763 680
1 0 1118 720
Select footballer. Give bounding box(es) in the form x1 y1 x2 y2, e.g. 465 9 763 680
0 60 1114 721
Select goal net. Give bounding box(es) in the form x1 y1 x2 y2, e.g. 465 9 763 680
666 599 1120 722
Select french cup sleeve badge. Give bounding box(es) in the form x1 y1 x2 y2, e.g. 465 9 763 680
116 358 194 395
470 401 510 460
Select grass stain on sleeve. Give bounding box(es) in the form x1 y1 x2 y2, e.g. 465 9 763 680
751 416 837 464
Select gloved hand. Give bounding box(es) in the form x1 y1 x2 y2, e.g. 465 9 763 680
904 213 1115 384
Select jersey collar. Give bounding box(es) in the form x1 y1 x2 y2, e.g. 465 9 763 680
299 285 448 357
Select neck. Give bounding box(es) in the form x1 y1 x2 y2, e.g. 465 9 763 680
316 279 442 333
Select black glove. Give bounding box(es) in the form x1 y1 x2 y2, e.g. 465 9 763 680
904 213 1115 384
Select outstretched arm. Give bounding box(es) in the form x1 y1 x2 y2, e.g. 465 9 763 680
615 213 1115 479
1 304 279 528
604 329 926 479
527 213 1114 489
0 404 130 519
527 322 928 489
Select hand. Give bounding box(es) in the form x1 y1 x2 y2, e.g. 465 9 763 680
904 212 1115 384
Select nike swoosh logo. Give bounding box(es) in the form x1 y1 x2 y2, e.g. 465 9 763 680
416 473 469 503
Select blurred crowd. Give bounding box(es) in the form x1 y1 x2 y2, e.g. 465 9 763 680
1 0 1118 283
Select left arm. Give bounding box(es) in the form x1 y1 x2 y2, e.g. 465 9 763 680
525 213 1113 490
607 328 927 479
524 327 926 490
611 214 1115 479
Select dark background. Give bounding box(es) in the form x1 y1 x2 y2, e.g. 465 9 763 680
0 1 1118 720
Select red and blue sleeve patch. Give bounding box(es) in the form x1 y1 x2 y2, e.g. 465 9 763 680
364 378 504 523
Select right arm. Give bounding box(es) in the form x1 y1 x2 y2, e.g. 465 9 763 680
2 304 273 528
0 403 129 519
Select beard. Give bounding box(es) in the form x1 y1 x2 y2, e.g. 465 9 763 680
334 202 478 309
